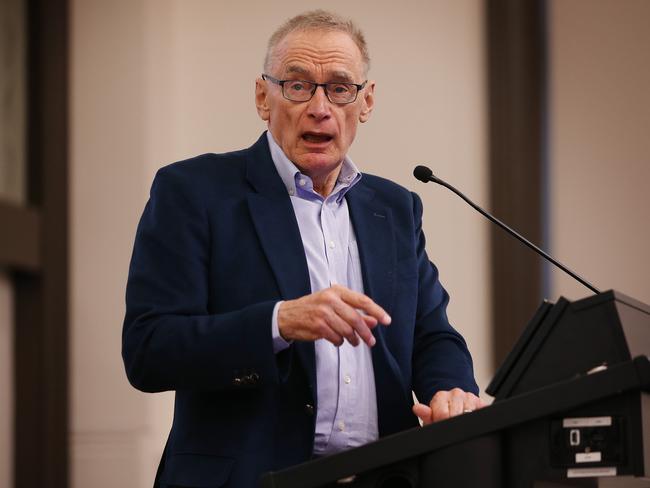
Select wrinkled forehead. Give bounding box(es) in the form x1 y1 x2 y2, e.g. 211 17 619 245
268 28 366 79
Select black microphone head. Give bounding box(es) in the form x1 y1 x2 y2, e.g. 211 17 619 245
413 165 433 183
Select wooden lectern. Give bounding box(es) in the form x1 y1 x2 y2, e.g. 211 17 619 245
260 291 650 488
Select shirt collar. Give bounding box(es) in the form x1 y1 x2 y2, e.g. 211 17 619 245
266 131 362 202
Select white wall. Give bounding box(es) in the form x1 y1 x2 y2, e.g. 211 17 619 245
548 0 650 305
70 1 489 486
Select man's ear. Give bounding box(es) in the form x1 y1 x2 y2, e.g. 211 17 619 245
359 80 375 123
255 78 271 122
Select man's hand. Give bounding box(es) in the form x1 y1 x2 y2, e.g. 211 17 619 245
277 284 391 348
412 388 486 425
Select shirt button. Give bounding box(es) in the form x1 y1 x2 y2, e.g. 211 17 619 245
338 421 345 432
298 178 306 187
344 375 351 384
328 241 335 249
288 189 295 196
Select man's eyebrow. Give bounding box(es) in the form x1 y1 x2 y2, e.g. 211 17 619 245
285 65 310 77
329 71 355 82
284 65 355 83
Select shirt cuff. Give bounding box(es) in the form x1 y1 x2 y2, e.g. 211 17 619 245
272 301 292 354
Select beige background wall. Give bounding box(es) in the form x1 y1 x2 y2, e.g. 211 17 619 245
548 0 650 304
70 1 489 486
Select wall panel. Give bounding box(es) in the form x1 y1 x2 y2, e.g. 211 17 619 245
548 0 650 304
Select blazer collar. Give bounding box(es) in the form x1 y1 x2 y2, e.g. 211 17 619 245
244 132 289 200
244 132 311 302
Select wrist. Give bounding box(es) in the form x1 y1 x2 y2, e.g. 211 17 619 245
271 301 291 353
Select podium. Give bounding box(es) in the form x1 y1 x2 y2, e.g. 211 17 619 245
260 291 650 487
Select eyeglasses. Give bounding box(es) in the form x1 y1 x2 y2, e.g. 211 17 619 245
262 74 367 104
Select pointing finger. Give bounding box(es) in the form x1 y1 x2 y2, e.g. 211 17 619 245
335 286 391 325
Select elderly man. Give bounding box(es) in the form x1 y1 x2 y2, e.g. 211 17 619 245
123 10 483 488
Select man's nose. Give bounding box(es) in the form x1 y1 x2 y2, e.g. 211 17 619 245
306 85 331 119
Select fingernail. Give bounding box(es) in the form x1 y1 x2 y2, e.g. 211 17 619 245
383 314 391 325
369 336 376 347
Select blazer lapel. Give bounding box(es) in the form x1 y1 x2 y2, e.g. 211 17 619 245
346 183 396 316
244 134 316 388
247 193 311 299
347 182 408 436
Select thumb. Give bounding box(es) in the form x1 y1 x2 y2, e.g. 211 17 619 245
412 403 433 426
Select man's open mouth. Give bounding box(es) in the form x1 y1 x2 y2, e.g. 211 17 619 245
302 132 334 143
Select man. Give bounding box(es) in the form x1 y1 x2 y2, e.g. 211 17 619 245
123 10 483 488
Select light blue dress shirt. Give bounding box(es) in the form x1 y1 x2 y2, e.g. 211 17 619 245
267 132 379 456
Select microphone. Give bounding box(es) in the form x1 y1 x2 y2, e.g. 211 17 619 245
413 165 600 295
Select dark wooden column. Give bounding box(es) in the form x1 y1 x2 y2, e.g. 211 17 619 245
11 0 69 486
487 0 547 368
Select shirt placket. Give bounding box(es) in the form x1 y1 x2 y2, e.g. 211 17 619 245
320 193 354 450
336 343 358 447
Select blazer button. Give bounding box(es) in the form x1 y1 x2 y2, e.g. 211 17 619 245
305 403 315 416
232 377 242 386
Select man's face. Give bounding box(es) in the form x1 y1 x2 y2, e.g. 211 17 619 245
256 29 375 181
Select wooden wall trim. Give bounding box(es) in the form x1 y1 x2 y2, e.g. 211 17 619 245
487 0 547 368
13 0 69 486
0 202 40 271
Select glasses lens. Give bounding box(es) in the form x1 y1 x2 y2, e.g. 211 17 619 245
326 83 357 104
283 80 315 102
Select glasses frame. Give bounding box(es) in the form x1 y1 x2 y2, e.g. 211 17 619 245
262 74 367 105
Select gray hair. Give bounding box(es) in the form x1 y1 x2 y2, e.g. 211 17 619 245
264 10 370 75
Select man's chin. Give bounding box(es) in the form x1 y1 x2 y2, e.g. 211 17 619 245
293 154 342 174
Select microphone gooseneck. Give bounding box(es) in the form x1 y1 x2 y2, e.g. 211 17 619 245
413 165 600 295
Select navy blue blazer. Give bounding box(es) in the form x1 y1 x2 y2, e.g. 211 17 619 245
122 133 478 488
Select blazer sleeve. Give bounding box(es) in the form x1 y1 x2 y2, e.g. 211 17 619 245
122 167 284 393
409 192 479 403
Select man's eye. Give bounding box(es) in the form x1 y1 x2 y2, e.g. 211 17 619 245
287 82 307 91
331 84 352 94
